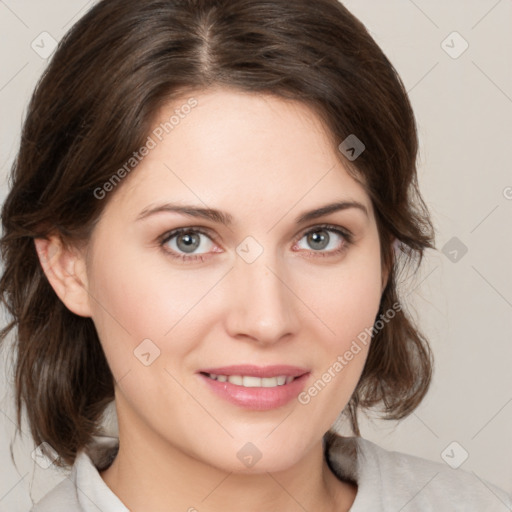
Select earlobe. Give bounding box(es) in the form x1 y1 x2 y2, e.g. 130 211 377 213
34 236 92 318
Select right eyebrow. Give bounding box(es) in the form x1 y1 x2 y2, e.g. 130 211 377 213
136 203 233 226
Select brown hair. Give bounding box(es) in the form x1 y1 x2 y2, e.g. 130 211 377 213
0 0 435 467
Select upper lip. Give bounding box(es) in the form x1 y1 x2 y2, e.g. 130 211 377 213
198 365 309 378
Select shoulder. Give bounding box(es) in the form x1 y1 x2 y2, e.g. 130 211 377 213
325 433 512 511
356 437 512 511
30 475 80 512
29 435 121 512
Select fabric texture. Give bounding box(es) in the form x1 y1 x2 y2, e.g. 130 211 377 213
30 433 512 511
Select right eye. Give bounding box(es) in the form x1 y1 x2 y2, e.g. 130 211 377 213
160 228 221 263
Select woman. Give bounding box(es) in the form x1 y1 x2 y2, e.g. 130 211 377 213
1 0 510 510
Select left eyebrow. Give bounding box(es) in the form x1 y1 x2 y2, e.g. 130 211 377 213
135 200 368 225
294 200 369 224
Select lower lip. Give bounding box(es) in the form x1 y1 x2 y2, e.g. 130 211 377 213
198 373 310 410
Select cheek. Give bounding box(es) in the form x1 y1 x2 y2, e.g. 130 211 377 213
294 252 382 426
294 241 383 348
333 259 382 342
85 239 224 376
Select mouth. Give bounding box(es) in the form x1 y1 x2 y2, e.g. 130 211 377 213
197 365 310 410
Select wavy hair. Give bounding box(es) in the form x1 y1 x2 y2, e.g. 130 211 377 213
0 0 435 467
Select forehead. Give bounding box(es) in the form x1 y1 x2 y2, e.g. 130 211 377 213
103 87 373 223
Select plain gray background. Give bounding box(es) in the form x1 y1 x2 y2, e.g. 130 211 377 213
1 0 511 510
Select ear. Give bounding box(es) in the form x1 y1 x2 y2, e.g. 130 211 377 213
34 236 92 317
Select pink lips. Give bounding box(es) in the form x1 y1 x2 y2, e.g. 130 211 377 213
197 365 310 410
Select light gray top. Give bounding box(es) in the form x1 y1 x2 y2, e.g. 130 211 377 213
30 433 512 511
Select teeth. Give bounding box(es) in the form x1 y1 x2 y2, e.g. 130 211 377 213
207 374 296 387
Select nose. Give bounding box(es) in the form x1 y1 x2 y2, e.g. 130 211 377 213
223 254 300 346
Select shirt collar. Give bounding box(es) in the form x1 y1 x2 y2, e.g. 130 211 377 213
72 435 128 511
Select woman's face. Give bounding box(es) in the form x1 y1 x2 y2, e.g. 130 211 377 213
83 87 386 472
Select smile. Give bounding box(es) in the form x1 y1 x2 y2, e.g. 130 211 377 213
198 366 311 410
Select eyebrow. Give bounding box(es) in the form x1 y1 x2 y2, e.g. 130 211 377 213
135 200 369 226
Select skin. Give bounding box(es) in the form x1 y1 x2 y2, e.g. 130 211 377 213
36 87 390 512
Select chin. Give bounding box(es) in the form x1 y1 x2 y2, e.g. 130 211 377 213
201 437 311 475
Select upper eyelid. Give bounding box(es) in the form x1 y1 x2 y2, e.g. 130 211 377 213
296 224 352 242
160 226 217 245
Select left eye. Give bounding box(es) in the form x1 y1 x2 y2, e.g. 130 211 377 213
295 227 347 252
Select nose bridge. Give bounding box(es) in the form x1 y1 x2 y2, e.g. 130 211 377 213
225 244 299 343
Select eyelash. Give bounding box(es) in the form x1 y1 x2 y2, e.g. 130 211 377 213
159 223 354 263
